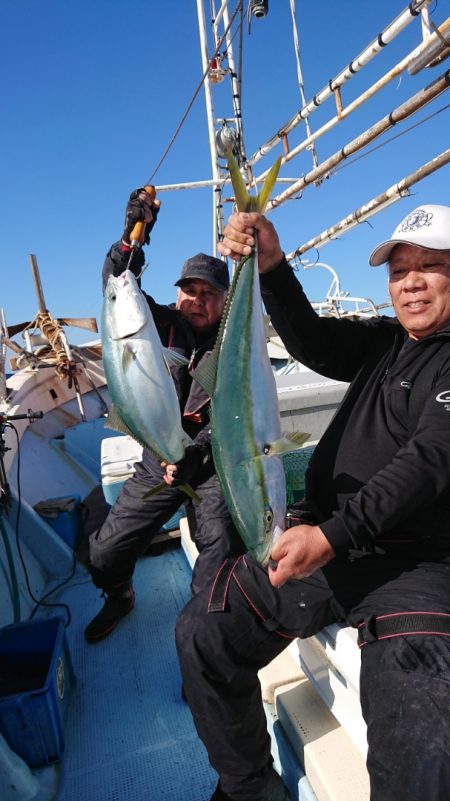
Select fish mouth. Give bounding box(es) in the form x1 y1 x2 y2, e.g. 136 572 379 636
272 523 284 541
112 324 146 342
254 523 285 567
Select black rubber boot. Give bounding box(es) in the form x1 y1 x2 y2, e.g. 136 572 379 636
85 584 135 643
210 768 291 801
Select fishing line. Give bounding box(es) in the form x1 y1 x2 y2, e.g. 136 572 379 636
135 261 151 281
147 0 244 183
329 103 450 176
6 421 73 627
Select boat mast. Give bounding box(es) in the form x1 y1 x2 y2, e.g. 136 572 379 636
196 0 249 252
196 0 224 254
163 1 448 256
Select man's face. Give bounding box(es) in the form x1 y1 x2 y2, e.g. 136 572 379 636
388 244 450 340
176 278 226 331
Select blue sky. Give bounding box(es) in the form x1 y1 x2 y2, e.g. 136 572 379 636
1 0 449 345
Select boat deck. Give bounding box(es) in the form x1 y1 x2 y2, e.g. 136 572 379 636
1 388 368 801
57 543 218 801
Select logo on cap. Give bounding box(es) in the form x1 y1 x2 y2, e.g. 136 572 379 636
400 209 433 233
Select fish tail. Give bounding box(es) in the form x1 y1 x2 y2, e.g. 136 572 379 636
141 481 169 500
178 483 202 504
256 156 282 213
226 150 282 213
141 482 202 504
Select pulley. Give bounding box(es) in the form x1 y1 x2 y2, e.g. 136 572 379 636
251 0 269 19
215 122 238 159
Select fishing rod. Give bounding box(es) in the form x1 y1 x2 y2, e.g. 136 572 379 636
126 184 158 265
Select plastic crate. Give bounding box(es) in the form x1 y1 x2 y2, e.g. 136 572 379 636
0 617 75 767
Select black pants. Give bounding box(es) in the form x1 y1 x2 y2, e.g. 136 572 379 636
175 554 450 801
89 447 245 593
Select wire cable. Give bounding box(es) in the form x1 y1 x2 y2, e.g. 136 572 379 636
148 1 244 183
329 103 450 177
6 422 74 627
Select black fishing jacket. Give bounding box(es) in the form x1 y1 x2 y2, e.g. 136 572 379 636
261 257 450 561
102 242 215 443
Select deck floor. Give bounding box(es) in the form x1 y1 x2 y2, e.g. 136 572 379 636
57 544 217 801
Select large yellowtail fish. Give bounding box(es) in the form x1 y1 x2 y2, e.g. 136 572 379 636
193 153 308 565
102 270 199 501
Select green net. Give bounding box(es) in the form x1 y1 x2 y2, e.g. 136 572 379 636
282 446 316 505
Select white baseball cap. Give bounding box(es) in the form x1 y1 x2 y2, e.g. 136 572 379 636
369 204 450 266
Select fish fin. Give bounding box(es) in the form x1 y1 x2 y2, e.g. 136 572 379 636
104 406 147 449
285 431 311 447
192 351 217 397
142 482 202 504
121 342 137 371
267 432 310 456
193 245 251 397
226 150 282 213
162 347 190 367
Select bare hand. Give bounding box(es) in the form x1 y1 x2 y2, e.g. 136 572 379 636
268 524 335 587
218 212 283 273
161 445 205 487
161 461 177 486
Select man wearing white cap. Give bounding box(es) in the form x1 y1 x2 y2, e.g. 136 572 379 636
176 205 450 801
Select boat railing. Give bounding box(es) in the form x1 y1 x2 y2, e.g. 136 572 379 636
310 296 388 319
299 259 392 319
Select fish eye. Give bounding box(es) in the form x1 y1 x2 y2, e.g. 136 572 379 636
264 509 273 530
263 443 271 455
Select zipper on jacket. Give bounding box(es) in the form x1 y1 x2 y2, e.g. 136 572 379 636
188 349 197 372
380 331 405 384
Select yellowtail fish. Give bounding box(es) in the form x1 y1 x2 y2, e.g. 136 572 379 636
193 153 308 564
102 269 199 502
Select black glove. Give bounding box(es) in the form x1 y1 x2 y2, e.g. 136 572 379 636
122 186 160 247
169 444 211 486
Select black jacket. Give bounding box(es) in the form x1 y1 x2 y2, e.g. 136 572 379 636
102 242 215 444
261 258 450 560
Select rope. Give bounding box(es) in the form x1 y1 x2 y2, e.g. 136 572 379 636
35 310 78 385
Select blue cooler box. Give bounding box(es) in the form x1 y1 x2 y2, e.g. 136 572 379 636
0 617 75 767
34 494 82 548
